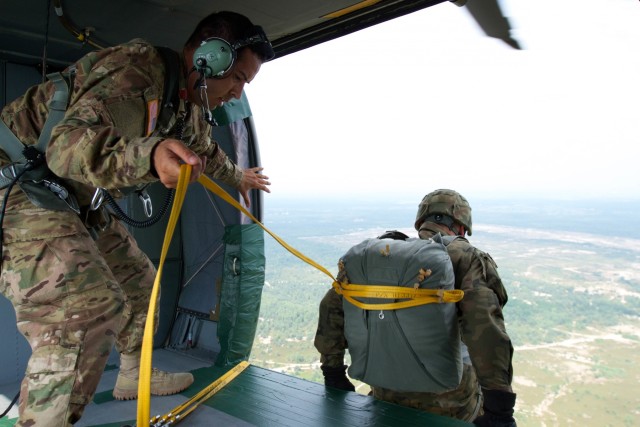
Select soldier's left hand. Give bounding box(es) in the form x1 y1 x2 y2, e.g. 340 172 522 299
238 167 271 208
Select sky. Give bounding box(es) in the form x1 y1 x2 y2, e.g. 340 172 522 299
244 0 640 202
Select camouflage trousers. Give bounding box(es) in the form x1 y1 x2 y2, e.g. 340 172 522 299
372 363 483 422
0 195 157 426
314 288 348 368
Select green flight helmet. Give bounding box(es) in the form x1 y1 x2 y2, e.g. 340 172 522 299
414 189 473 236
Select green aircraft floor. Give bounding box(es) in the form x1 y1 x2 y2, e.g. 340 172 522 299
117 364 471 427
191 364 472 426
2 364 473 427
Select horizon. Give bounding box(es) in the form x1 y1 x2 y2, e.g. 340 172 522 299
259 195 640 241
260 192 640 203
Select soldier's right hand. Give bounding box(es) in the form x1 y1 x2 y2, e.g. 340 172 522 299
152 139 205 188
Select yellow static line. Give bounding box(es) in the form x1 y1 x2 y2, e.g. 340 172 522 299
150 361 251 426
137 165 191 425
137 166 463 425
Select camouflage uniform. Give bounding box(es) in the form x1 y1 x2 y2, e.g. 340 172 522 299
314 223 514 423
0 39 242 426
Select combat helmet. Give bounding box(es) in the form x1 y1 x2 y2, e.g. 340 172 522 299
414 189 473 236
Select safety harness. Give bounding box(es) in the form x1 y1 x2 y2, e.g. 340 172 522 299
0 71 80 213
0 46 181 219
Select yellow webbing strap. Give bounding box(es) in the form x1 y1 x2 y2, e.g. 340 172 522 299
150 361 250 426
196 173 336 281
137 166 464 424
137 165 191 425
195 174 463 310
337 284 464 310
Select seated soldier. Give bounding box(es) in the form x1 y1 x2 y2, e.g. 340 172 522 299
314 189 517 427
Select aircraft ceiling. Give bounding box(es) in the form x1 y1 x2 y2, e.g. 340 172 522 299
0 0 519 70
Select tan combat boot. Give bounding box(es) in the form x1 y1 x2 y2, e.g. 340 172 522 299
113 352 194 400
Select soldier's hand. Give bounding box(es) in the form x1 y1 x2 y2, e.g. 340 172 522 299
474 389 517 427
152 139 205 188
238 167 271 208
321 365 356 392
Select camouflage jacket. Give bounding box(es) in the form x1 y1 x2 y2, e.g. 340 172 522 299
418 224 514 392
0 39 242 207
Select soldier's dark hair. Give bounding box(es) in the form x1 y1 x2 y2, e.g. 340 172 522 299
185 11 274 62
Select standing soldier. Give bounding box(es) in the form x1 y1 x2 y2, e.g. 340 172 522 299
314 189 517 426
0 10 273 426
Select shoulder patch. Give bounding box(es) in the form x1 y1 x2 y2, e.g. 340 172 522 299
146 99 159 136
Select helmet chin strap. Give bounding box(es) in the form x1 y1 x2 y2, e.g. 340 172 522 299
425 214 464 236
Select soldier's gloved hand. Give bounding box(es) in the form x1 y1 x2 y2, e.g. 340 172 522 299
321 365 355 392
474 388 517 427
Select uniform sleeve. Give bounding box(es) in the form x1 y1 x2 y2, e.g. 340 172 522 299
314 288 348 368
207 144 243 188
46 41 165 189
450 239 514 392
183 106 244 189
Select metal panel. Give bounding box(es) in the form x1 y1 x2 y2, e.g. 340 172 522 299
0 0 451 67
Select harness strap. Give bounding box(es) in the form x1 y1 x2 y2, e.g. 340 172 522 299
37 71 72 153
0 120 31 189
0 70 73 188
155 47 181 133
0 119 24 162
336 283 464 311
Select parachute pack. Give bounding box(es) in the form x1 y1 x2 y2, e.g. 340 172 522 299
340 233 464 393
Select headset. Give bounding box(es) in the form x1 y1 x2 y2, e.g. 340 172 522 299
192 25 273 78
191 25 273 125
